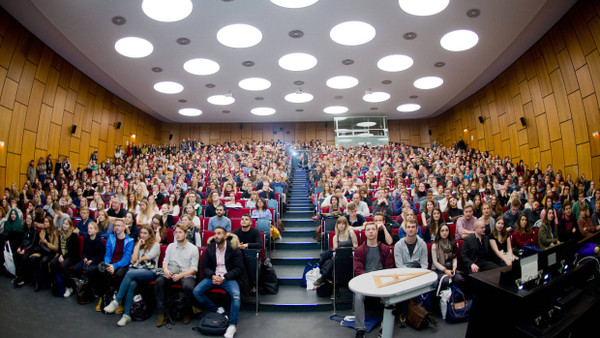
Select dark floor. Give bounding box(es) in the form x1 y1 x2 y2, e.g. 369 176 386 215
0 278 466 337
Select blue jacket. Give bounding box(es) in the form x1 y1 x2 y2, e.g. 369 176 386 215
104 234 134 270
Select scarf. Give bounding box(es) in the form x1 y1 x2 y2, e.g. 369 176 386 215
60 229 73 255
4 209 22 233
436 237 454 266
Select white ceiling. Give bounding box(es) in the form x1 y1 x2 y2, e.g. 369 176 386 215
1 0 576 123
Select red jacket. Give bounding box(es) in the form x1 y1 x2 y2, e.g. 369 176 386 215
353 242 395 276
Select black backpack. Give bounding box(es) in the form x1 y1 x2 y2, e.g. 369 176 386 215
192 311 229 336
259 258 279 294
165 292 185 325
131 295 151 321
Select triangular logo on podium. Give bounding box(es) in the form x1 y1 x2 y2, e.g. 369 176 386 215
373 271 430 288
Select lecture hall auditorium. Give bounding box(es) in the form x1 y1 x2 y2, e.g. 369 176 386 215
1 1 600 337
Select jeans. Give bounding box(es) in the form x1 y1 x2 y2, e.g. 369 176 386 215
193 278 240 325
115 268 156 316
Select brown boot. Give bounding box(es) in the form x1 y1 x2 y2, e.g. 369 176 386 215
183 312 193 324
156 313 165 327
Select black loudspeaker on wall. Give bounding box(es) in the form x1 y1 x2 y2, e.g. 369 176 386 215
240 123 243 129
428 129 432 136
520 117 527 127
169 133 173 140
478 116 484 124
116 121 121 129
71 125 77 134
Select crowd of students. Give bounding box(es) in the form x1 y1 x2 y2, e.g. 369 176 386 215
0 140 292 338
1 138 600 337
305 142 600 336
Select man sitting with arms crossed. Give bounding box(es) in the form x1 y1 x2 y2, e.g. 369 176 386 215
393 219 429 328
455 204 477 240
353 222 395 338
155 223 199 327
232 214 262 250
193 225 244 338
208 205 232 231
461 219 500 275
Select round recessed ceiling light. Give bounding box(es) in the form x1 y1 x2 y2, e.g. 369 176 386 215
270 0 319 9
183 58 220 75
397 103 421 112
207 94 235 105
251 107 276 116
330 21 376 46
217 24 262 48
414 76 444 89
285 92 314 103
179 108 202 116
399 0 449 16
239 77 271 91
112 16 126 25
114 37 153 58
278 53 318 71
326 76 359 89
242 60 255 67
323 106 348 114
142 0 193 22
176 37 191 45
363 91 390 103
440 29 479 52
356 121 377 127
154 81 183 94
377 54 414 72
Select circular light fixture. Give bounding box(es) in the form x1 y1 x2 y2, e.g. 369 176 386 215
270 0 319 8
183 58 220 75
251 107 276 116
323 106 348 114
238 77 271 91
330 21 376 46
114 37 153 58
217 24 262 48
377 54 414 72
153 81 183 94
179 108 202 116
326 76 359 89
142 0 193 22
278 53 318 71
207 94 235 105
397 103 421 112
356 121 377 127
285 92 314 103
440 29 479 52
414 76 444 89
399 0 449 16
363 91 390 103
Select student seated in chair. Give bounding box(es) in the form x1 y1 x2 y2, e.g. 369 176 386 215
193 225 245 338
155 223 199 327
352 222 394 338
461 219 500 275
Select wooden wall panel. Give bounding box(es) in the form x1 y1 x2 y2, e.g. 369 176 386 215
0 8 161 191
429 0 600 181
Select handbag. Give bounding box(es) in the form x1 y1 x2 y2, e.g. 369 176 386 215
407 299 430 329
270 225 281 240
445 286 472 323
73 277 93 304
300 262 317 288
3 241 16 276
304 266 321 290
131 294 151 321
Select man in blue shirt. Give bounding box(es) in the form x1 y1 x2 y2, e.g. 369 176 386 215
208 205 232 231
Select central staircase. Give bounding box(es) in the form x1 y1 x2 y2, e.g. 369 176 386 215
259 165 332 311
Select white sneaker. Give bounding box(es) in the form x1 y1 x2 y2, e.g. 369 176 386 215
104 300 120 314
117 314 131 327
217 306 226 315
64 287 73 298
224 325 236 338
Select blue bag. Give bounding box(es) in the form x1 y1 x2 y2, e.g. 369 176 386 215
300 262 318 288
330 314 381 333
445 286 472 323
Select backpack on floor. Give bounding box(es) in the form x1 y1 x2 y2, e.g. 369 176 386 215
192 311 229 336
165 292 185 325
131 294 151 321
259 258 279 294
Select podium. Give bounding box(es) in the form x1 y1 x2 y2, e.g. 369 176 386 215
466 258 600 337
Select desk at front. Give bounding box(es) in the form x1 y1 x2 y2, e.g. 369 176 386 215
466 258 600 337
349 268 437 338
